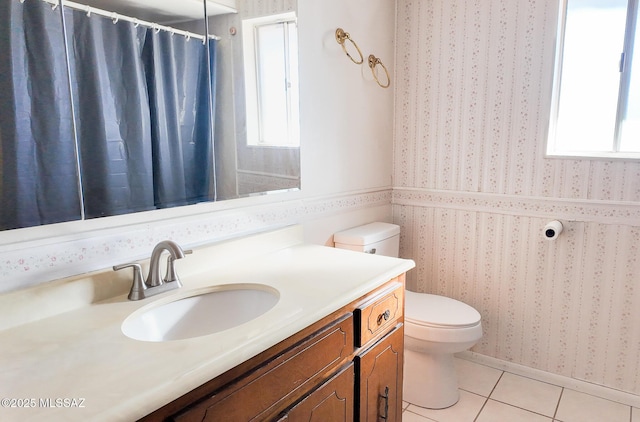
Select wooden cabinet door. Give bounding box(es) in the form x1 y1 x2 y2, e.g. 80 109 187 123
279 363 354 422
355 324 403 422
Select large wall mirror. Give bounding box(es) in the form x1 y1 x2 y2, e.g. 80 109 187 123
0 0 300 231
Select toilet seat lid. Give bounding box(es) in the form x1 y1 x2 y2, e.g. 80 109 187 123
405 291 481 328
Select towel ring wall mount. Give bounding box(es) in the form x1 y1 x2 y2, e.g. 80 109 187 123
335 28 364 65
335 27 391 88
368 54 390 88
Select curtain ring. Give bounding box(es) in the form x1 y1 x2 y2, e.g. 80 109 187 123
368 54 390 88
85 6 91 17
153 23 161 34
51 1 58 11
132 18 139 27
335 28 363 65
111 13 119 24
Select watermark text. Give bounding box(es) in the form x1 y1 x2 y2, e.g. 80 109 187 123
1 398 85 408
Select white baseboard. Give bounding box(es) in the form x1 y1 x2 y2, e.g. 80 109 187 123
456 351 640 408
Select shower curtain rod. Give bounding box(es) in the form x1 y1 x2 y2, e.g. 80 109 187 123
38 0 221 41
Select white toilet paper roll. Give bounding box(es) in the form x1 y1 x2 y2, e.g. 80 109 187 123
544 220 563 240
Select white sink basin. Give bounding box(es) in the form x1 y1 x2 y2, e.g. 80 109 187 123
121 284 279 342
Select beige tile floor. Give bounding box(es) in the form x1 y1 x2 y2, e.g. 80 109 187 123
402 358 639 422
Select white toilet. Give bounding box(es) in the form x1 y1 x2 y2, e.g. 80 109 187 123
334 222 483 409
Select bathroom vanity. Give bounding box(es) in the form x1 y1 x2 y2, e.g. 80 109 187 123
144 277 405 421
0 226 414 421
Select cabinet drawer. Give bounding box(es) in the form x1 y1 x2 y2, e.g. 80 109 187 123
174 313 354 421
355 281 403 347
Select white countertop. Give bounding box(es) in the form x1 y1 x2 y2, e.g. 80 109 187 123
0 227 414 421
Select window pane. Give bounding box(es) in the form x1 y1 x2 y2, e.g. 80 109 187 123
555 0 627 153
256 23 288 145
620 4 640 152
286 22 300 147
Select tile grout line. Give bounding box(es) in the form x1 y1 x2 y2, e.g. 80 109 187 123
487 396 561 420
406 359 638 421
473 368 561 421
458 352 640 408
473 370 506 422
402 407 439 422
554 387 564 421
472 396 490 422
489 367 564 420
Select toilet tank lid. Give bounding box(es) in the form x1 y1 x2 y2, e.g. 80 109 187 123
334 222 400 246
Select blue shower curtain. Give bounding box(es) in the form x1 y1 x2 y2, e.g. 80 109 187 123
143 30 215 209
0 0 217 227
0 0 81 230
66 7 155 218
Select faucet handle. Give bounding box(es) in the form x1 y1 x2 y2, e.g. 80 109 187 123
114 263 147 301
164 250 192 285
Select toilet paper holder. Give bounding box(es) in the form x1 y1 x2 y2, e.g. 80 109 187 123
544 220 563 240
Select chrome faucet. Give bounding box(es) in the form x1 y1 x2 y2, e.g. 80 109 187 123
114 240 192 301
147 240 187 287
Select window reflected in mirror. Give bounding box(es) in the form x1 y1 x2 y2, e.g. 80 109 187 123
242 12 300 147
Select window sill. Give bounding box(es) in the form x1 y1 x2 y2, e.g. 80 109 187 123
545 150 640 161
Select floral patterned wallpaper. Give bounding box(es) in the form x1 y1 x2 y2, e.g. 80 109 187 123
394 0 640 395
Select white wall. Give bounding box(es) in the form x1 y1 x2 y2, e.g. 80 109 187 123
300 0 395 195
0 0 396 293
394 0 640 395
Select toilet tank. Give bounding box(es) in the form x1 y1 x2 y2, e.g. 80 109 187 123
333 222 400 257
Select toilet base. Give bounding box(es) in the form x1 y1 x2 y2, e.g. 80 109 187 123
403 348 460 409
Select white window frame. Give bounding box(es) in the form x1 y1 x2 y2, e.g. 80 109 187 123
547 0 640 160
242 12 300 148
